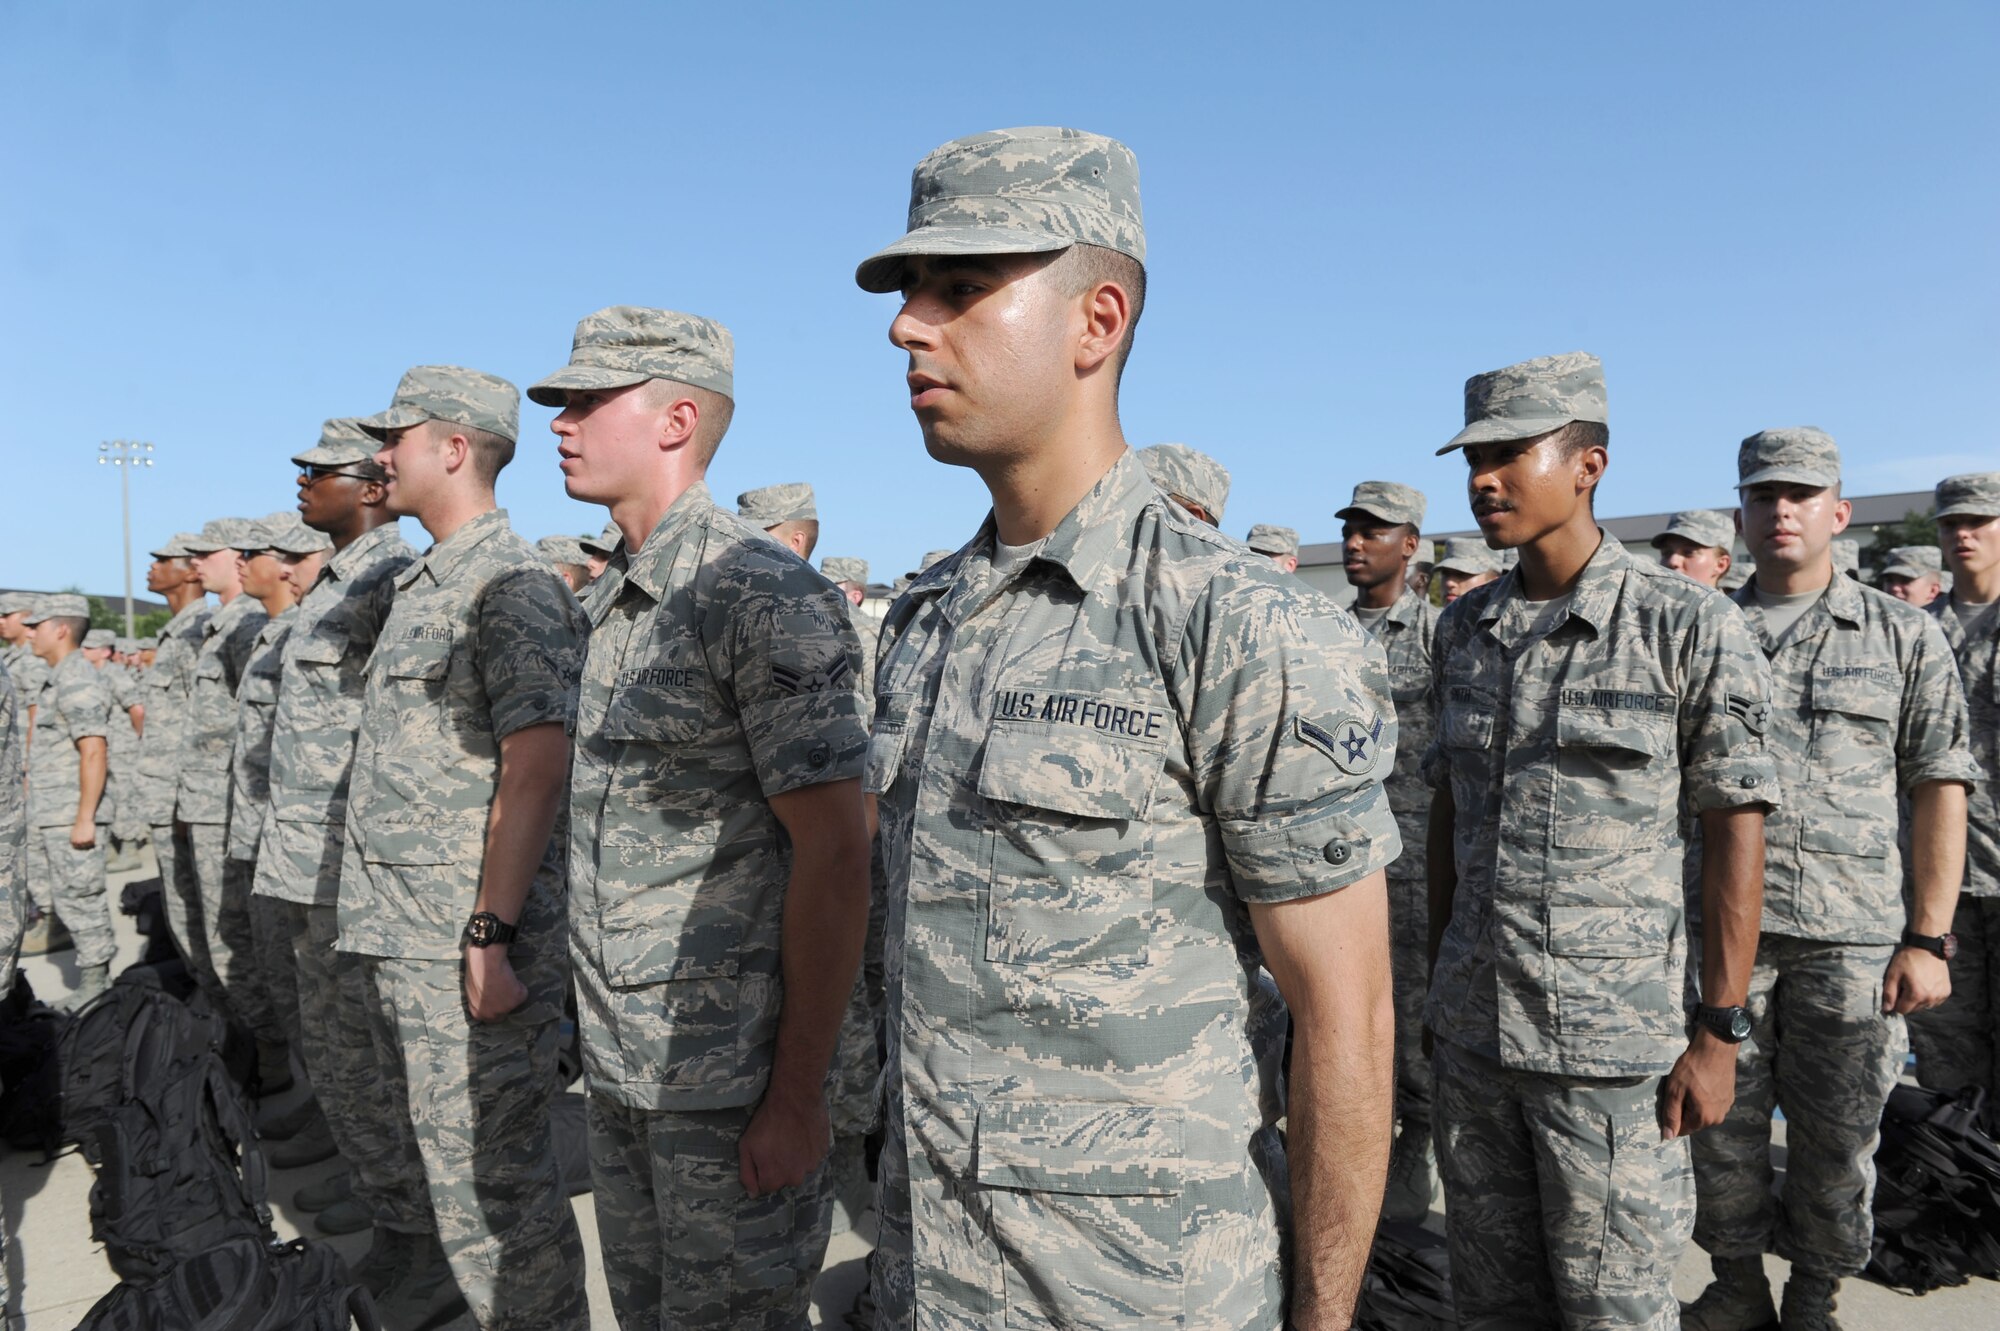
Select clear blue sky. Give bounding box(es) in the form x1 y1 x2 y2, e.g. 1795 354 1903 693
4 1 1994 596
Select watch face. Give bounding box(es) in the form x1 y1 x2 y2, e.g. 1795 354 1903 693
1728 1008 1753 1040
1942 934 1959 961
467 914 495 945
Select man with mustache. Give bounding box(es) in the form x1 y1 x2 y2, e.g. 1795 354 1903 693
1337 480 1442 1223
1909 472 2000 1123
1686 429 1976 1329
857 125 1398 1331
1425 352 1778 1329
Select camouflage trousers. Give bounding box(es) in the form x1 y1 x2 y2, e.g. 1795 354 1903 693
151 821 212 992
1387 871 1431 1126
242 878 299 1046
1910 895 2000 1110
360 953 587 1330
25 826 115 967
1432 1038 1693 1330
586 1097 833 1331
167 820 277 1038
1692 935 1905 1278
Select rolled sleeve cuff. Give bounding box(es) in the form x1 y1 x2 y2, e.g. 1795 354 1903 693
1684 756 1782 814
744 691 870 798
1899 754 1983 795
1223 799 1402 905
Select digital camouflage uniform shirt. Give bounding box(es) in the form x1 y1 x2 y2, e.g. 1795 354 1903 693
226 607 297 862
254 523 415 905
101 665 143 838
1424 535 1780 1077
175 595 266 825
0 671 24 993
870 453 1400 1330
135 600 211 827
339 509 583 960
2 643 48 720
568 481 869 1110
1728 574 1979 942
30 652 112 830
1934 599 2000 896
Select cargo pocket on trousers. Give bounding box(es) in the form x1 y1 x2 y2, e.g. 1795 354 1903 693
975 1101 1186 1329
1597 1108 1692 1291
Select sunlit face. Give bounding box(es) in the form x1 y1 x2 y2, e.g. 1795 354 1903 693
373 421 452 517
239 549 286 600
1738 482 1850 575
297 463 378 531
1342 519 1415 592
144 556 192 595
279 549 327 598
193 546 242 595
0 611 23 645
1266 552 1298 574
28 618 67 660
1655 535 1732 588
1461 432 1597 550
1441 568 1497 604
551 382 678 507
1882 573 1941 606
1941 513 2000 583
889 252 1079 469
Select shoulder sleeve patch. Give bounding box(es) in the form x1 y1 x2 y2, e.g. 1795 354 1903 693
1723 692 1768 735
1298 712 1384 776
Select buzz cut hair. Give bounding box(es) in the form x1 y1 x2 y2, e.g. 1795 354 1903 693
639 379 735 465
51 615 90 644
430 417 516 487
1050 243 1146 391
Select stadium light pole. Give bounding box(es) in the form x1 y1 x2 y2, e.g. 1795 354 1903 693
98 440 154 638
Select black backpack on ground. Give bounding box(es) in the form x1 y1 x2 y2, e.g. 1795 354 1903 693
1864 1083 2000 1293
1355 1219 1456 1330
118 878 185 967
72 1235 379 1330
0 973 70 1155
59 970 275 1281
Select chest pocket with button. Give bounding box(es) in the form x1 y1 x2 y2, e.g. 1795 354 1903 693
864 691 915 796
977 701 1165 970
1808 669 1899 778
601 636 708 748
1552 696 1677 850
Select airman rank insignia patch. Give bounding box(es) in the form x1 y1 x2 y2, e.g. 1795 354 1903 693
1299 712 1383 776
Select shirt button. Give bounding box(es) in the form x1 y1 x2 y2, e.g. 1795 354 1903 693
1739 776 1758 789
808 742 831 769
1324 840 1352 866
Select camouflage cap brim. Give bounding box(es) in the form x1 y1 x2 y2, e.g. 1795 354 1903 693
855 225 1074 294
353 404 430 438
1333 503 1403 527
1737 462 1840 489
1437 412 1579 456
1879 560 1927 580
291 444 387 475
524 363 658 409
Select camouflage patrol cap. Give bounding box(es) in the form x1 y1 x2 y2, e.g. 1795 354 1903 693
1439 351 1607 455
911 549 956 577
0 592 36 616
821 556 869 585
855 126 1145 293
356 365 520 444
1138 444 1231 522
114 637 136 654
1335 481 1426 529
1737 427 1840 488
1245 524 1300 557
1651 509 1736 552
527 306 734 406
1935 471 2000 520
24 593 90 624
737 483 817 526
1879 545 1943 580
149 532 201 560
182 518 260 555
535 534 587 566
578 522 621 558
1831 537 1860 575
83 629 115 650
1434 537 1502 576
261 512 332 556
136 636 158 651
293 417 386 475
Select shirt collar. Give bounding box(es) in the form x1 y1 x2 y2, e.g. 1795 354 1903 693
607 482 715 607
400 508 510 589
1352 587 1427 629
324 521 404 585
1474 530 1627 634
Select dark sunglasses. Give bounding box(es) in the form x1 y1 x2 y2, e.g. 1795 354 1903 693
299 464 373 484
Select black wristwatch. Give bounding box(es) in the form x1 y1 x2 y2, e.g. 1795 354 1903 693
462 911 518 948
1900 929 1958 961
1695 1004 1753 1043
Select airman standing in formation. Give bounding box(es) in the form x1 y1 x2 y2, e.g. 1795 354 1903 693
0 593 50 723
1137 441 1231 526
1911 473 2000 1121
535 533 593 594
1424 352 1778 1330
1652 509 1738 589
858 125 1397 1330
737 482 820 562
1685 428 1978 1330
579 523 620 582
336 365 588 1329
1879 544 1946 607
24 594 119 1002
137 531 214 978
253 418 418 1259
0 665 23 1317
81 627 146 868
1433 536 1501 604
1336 480 1441 1224
533 305 871 1329
1246 521 1301 572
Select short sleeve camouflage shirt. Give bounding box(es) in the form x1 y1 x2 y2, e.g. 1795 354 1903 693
29 651 111 828
568 483 869 1112
135 599 211 825
1353 587 1439 881
226 607 296 861
1934 599 2000 895
869 453 1399 1330
0 672 24 992
175 595 267 823
340 510 584 960
1423 535 1780 1078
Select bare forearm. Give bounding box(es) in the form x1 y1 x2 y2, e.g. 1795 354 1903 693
1289 992 1395 1328
769 835 869 1104
1697 806 1765 1007
76 738 107 824
129 704 145 737
477 725 568 924
1908 782 1968 936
